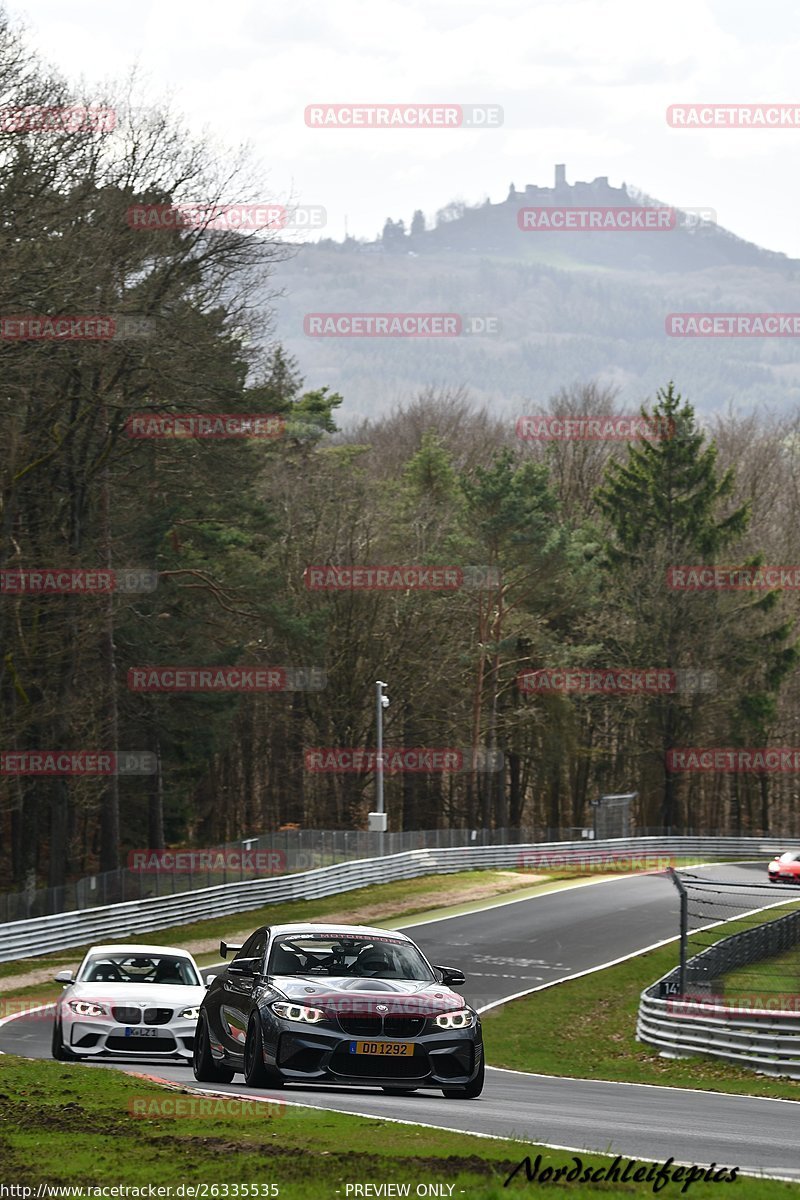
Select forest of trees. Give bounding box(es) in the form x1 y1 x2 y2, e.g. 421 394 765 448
3 11 800 897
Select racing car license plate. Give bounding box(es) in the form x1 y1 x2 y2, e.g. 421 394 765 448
124 1027 160 1038
349 1041 414 1056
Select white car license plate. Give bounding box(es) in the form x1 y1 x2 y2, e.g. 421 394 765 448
124 1027 160 1038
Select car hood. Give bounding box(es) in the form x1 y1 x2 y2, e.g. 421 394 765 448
66 983 206 1007
269 975 466 1016
770 858 800 869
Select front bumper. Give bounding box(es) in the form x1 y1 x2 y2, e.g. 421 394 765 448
63 1017 197 1059
262 1018 483 1087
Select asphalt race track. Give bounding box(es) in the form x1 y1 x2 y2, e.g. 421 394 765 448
2 863 799 1180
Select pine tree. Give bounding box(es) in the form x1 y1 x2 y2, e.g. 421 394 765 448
596 382 749 561
595 383 795 830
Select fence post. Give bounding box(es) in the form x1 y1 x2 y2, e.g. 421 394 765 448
668 867 688 994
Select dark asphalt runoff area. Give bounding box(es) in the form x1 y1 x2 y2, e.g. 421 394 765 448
2 863 798 1180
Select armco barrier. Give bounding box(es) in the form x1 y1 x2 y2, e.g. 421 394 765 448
2 825 545 922
0 835 795 964
684 907 800 992
637 902 800 1077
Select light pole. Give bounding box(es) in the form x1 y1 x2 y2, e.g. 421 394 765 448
370 681 390 849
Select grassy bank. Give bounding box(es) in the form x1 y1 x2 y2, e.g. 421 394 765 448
722 944 800 998
0 1054 794 1197
483 939 800 1100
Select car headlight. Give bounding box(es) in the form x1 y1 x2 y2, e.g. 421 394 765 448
180 1007 201 1020
435 1008 474 1029
68 1000 108 1017
271 1002 325 1024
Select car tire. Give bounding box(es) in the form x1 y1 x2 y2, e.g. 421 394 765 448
244 1014 284 1089
193 1012 235 1084
381 1087 418 1094
441 1056 484 1099
51 1017 78 1062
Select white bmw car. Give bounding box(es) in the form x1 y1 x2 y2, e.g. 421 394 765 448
51 943 206 1062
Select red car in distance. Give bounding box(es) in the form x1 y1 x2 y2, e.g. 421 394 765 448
767 851 800 883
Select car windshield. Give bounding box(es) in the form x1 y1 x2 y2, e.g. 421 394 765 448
267 934 435 981
779 852 800 863
78 953 200 986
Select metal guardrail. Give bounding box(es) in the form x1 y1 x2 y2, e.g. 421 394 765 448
0 825 557 922
684 908 800 992
4 822 794 923
0 835 794 965
637 903 800 1077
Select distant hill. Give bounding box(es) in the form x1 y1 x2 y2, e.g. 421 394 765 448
265 165 800 422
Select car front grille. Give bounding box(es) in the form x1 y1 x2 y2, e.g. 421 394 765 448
111 1007 173 1025
330 1048 429 1079
143 1008 173 1025
112 1007 142 1024
384 1017 425 1037
338 1016 383 1037
105 1035 176 1052
337 1015 426 1037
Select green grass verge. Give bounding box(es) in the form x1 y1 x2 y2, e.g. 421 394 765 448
0 1054 795 1196
483 939 800 1100
722 944 800 998
687 894 800 1003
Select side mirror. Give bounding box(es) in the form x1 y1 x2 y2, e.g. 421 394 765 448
54 970 75 984
227 957 260 976
435 965 466 986
204 975 216 987
220 941 243 959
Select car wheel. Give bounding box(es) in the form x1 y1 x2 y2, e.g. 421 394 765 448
381 1087 417 1094
193 1012 235 1084
51 1018 78 1062
244 1014 284 1089
441 1057 484 1099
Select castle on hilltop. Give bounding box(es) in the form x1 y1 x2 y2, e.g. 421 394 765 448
507 165 630 204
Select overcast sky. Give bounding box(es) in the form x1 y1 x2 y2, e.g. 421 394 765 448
12 0 800 255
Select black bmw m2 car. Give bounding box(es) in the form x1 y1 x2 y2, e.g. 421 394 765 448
193 923 484 1097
